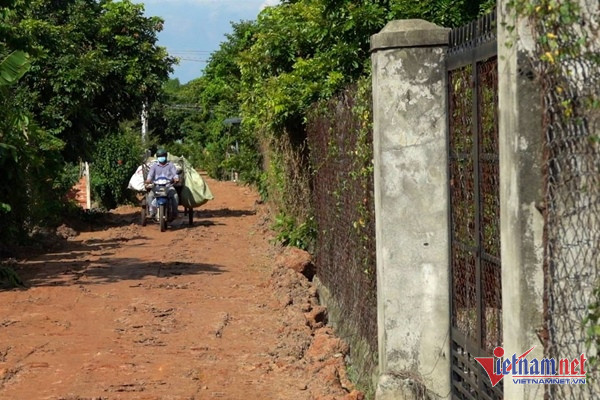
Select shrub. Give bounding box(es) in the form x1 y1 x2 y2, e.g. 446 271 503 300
91 129 144 209
273 212 316 251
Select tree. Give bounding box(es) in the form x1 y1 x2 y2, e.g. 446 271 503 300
0 48 67 239
388 0 488 27
156 21 261 182
0 50 32 217
163 0 495 185
0 0 174 241
13 0 175 160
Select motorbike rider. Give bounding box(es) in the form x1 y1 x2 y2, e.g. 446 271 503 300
145 148 179 220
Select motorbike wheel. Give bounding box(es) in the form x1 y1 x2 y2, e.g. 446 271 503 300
188 207 193 226
141 206 147 226
158 204 166 232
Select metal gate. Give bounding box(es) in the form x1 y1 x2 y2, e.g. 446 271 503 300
447 11 502 400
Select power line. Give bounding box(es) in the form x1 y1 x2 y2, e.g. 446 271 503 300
169 51 212 57
176 57 208 63
168 50 211 63
164 104 203 111
169 49 212 53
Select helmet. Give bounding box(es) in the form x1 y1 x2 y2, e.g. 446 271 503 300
156 148 167 157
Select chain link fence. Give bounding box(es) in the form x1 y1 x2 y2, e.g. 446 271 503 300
306 82 377 361
530 1 600 398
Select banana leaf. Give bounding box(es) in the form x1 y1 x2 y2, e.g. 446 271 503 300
0 51 31 86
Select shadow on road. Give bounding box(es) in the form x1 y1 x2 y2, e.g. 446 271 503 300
67 207 248 232
6 234 226 289
10 258 225 289
2 205 254 291
199 208 256 218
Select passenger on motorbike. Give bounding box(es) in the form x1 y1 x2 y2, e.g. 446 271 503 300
145 148 180 220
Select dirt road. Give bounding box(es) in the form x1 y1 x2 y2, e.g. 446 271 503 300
0 178 362 400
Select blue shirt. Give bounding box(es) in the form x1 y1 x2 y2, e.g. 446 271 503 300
146 161 179 183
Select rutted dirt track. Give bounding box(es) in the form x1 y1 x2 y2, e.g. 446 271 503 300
0 177 363 400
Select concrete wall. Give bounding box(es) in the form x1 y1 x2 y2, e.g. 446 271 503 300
370 20 451 400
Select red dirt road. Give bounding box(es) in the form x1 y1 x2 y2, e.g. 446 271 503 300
0 178 361 400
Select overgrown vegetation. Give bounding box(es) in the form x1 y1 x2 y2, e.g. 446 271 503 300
584 284 600 368
91 128 145 210
0 0 173 243
0 261 24 288
306 78 378 393
164 0 495 250
152 21 262 186
268 135 315 251
0 0 496 241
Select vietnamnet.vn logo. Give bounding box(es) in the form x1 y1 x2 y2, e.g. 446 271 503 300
474 346 587 386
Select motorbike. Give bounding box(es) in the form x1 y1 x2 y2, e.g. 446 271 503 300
138 159 196 230
141 177 176 232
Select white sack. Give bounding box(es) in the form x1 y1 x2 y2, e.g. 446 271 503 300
127 165 146 192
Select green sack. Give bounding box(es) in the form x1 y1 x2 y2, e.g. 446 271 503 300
179 157 213 208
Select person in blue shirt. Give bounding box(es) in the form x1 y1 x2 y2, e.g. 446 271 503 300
145 148 179 220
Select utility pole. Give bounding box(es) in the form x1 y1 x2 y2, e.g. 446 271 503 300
223 117 242 182
84 161 91 210
141 103 148 145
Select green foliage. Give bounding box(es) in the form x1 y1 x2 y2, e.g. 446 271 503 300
479 0 497 14
0 129 68 238
0 50 30 85
273 212 317 251
156 21 262 186
55 162 82 195
11 0 174 160
307 77 376 277
508 0 599 373
0 21 33 232
352 76 376 273
389 0 471 27
0 68 68 240
506 0 598 123
0 0 496 246
263 134 315 250
160 0 493 195
583 284 600 368
154 0 491 252
346 360 376 400
237 0 490 138
0 0 173 243
0 264 24 288
91 129 144 210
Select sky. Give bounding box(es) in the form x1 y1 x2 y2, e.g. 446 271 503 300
133 0 280 84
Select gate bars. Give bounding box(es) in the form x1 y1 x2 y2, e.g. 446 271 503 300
447 10 502 400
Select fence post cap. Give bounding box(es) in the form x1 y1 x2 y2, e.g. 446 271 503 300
371 19 449 52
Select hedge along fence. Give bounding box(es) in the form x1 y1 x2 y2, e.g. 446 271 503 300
306 78 377 380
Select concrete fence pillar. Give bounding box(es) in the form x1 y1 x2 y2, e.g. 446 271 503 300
370 20 451 399
498 2 545 399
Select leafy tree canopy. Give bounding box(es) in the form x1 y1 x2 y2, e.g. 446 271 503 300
163 0 495 188
0 0 174 242
9 0 175 160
